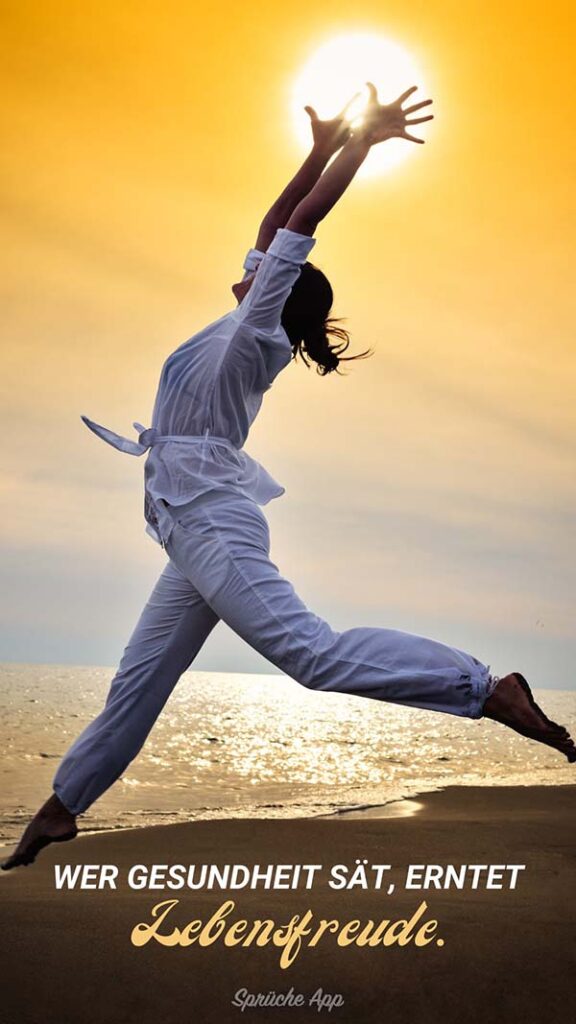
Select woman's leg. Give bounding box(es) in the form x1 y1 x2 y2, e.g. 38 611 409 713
164 496 491 719
52 560 220 815
164 496 575 759
2 560 219 870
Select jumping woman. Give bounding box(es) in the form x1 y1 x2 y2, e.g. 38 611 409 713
4 82 574 870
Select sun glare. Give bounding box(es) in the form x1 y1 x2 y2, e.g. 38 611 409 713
291 33 430 178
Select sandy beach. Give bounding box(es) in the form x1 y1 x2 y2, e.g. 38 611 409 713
2 784 574 1024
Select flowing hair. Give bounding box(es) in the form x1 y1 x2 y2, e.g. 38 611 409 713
281 262 373 376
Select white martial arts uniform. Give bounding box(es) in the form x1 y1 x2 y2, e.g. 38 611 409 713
53 228 493 816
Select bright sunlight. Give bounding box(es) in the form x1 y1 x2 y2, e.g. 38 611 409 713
291 32 430 177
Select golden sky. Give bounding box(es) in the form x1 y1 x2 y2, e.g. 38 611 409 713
1 1 575 684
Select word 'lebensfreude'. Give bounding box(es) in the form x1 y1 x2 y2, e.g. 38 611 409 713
130 897 445 968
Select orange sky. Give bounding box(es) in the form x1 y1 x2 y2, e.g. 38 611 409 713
1 1 575 685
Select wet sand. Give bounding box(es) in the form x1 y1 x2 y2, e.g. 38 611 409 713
2 785 575 1024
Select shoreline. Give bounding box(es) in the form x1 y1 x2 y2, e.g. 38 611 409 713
3 775 576 848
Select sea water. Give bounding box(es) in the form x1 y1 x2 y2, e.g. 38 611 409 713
1 663 574 845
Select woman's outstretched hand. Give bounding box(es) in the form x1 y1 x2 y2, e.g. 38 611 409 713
354 82 434 145
304 92 361 156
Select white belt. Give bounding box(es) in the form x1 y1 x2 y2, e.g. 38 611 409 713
81 416 238 456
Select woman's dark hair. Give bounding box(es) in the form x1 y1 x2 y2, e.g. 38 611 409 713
280 262 373 376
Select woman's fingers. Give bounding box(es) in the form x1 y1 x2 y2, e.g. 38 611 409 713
403 98 433 114
401 130 425 144
365 81 379 104
366 84 432 113
358 82 433 145
304 105 319 122
394 85 418 105
405 114 434 125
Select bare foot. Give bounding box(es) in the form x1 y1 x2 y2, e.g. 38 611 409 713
484 672 576 762
1 793 78 871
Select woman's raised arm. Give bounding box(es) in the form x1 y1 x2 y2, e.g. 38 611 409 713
253 93 360 252
286 83 434 237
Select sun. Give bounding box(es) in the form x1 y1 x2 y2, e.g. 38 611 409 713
291 33 430 178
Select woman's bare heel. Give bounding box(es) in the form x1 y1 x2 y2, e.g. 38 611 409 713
1 793 78 871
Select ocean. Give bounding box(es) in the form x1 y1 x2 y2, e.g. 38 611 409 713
2 663 575 846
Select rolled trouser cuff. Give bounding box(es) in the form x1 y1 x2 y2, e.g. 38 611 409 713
468 663 496 719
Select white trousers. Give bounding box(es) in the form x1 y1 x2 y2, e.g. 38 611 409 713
53 491 492 815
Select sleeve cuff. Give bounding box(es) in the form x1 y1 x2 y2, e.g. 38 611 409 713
267 228 316 265
243 247 266 273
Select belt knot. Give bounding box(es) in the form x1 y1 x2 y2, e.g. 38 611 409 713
136 426 159 447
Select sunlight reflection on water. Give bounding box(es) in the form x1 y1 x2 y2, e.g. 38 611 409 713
2 664 574 844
